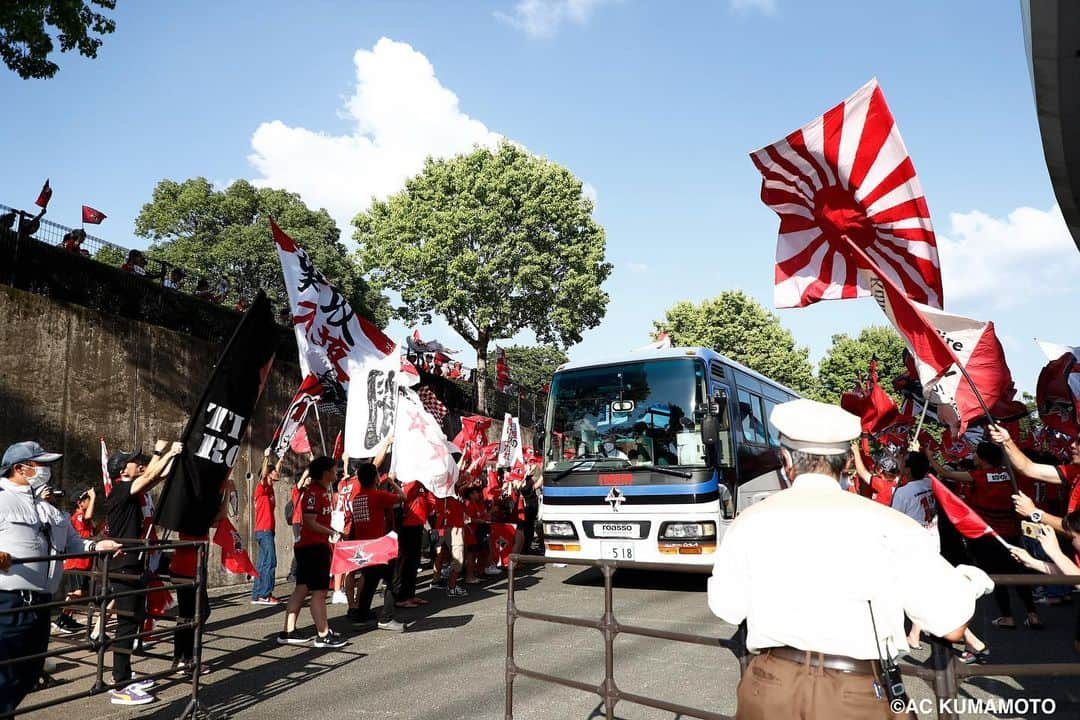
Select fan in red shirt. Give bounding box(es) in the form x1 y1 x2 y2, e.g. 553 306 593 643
251 453 281 605
463 485 491 584
347 464 405 631
929 439 1042 630
851 449 900 506
434 485 468 598
278 456 347 648
55 487 98 634
391 479 436 608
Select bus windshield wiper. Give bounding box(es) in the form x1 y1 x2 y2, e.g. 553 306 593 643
548 459 595 482
643 465 693 479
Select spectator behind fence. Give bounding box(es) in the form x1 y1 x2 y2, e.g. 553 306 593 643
121 249 147 276
163 267 184 290
0 442 121 715
61 229 90 256
194 279 214 301
55 486 97 635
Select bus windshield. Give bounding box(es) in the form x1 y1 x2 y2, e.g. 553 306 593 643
546 358 706 470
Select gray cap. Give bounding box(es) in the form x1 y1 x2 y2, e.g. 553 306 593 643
0 441 63 477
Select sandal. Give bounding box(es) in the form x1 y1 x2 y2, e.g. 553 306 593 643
1025 615 1044 630
991 617 1016 629
958 647 990 664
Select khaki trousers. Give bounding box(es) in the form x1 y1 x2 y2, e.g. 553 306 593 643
735 651 907 720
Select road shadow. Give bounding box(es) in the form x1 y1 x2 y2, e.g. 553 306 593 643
562 567 708 593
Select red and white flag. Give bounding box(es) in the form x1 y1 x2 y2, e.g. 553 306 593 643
389 388 460 498
213 518 258 576
100 438 112 497
419 386 448 423
399 355 421 387
81 205 106 224
495 347 510 392
490 523 517 567
35 179 52 209
289 425 311 455
498 413 524 469
271 219 399 459
636 332 672 351
752 78 943 309
330 534 399 575
1035 342 1080 436
840 358 899 433
884 297 1015 434
268 373 324 457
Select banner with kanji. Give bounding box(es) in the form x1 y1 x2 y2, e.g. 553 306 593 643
497 413 524 469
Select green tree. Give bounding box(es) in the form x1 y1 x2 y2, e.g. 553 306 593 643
1 1 116 79
135 178 388 324
502 344 569 392
654 291 816 395
354 142 611 412
816 326 907 404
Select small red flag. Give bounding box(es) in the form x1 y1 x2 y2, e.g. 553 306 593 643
930 476 996 540
290 425 311 455
490 523 517 567
330 534 399 575
332 431 345 461
82 205 106 224
35 179 52 209
213 518 258 576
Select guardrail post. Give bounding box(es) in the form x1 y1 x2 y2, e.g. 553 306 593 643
601 562 617 720
929 636 958 720
92 552 111 693
505 555 518 720
183 541 208 719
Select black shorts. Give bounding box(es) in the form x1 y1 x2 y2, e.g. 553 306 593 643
65 572 91 596
294 544 332 591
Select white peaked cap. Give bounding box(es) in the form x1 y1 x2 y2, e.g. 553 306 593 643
770 399 860 456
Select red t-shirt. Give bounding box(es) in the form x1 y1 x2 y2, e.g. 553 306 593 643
350 489 399 540
436 496 466 530
869 475 896 507
402 482 434 527
65 510 94 571
964 468 1018 538
253 481 276 532
290 486 303 525
296 486 333 547
1056 465 1080 514
335 477 362 536
464 499 486 545
171 531 207 577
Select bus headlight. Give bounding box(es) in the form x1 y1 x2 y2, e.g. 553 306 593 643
544 521 577 539
659 522 716 540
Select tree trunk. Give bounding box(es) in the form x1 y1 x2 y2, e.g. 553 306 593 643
475 330 490 415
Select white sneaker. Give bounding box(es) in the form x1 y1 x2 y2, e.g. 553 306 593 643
484 565 502 576
330 590 348 605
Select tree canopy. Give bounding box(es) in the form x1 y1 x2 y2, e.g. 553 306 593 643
653 291 816 396
1 1 116 79
354 142 611 411
816 325 907 404
502 344 568 392
135 178 388 325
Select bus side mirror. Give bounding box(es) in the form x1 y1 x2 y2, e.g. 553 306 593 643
710 396 729 430
701 414 720 448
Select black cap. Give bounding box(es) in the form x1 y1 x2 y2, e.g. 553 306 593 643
107 448 149 479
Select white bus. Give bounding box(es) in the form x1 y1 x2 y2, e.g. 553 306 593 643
540 346 800 566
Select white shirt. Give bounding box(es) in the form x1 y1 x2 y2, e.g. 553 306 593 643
891 478 937 528
708 472 973 659
0 480 92 594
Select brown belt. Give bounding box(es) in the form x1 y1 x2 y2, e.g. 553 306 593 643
766 646 880 676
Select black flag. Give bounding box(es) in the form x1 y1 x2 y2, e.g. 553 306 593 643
155 291 278 536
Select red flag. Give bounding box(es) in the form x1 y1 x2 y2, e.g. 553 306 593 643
332 431 344 461
752 78 943 310
290 425 311 455
490 523 517 567
269 373 324 456
35 179 52 209
495 347 510 392
930 476 996 540
81 205 106 224
1036 352 1080 436
213 518 258 576
330 534 399 575
419 386 448 423
452 415 492 450
146 576 175 617
100 437 112 497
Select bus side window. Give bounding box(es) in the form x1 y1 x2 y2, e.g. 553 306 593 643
737 390 768 445
763 399 781 447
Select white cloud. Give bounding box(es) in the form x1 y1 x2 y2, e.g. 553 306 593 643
730 0 777 14
496 0 614 37
936 203 1080 307
247 38 502 232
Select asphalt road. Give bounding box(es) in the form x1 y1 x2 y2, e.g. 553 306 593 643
24 562 1080 720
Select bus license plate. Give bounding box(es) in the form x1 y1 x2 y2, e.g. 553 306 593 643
596 523 638 539
601 542 635 561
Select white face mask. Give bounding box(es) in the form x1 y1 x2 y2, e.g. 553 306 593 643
603 442 615 452
27 465 51 491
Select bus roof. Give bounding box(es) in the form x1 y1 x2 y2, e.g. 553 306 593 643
555 346 802 398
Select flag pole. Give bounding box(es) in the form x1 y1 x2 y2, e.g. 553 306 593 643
312 403 328 456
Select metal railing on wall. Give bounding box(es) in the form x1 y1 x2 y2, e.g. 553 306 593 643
2 540 210 719
504 555 1080 720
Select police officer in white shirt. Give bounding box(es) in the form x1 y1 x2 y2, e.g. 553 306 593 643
708 399 993 719
0 442 121 714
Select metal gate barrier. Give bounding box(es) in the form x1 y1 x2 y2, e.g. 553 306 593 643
504 554 746 720
1 539 209 719
504 555 1080 720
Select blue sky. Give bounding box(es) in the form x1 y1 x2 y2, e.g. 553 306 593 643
3 0 1076 394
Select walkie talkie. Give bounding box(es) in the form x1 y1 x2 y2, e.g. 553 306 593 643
867 601 908 704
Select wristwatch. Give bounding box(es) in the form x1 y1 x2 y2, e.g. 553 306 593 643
1030 510 1044 523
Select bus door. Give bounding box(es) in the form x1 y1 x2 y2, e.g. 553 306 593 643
733 384 785 513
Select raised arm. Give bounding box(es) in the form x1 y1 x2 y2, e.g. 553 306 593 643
84 487 98 523
131 441 183 495
988 425 1062 484
924 447 972 484
850 442 872 483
